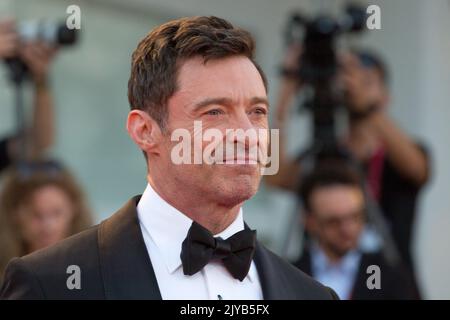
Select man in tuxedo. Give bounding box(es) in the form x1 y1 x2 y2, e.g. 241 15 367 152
293 162 416 299
1 16 338 300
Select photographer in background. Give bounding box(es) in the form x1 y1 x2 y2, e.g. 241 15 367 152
265 45 429 297
0 18 57 171
0 19 94 284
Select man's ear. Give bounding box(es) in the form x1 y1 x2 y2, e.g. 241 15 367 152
304 212 317 234
126 110 162 156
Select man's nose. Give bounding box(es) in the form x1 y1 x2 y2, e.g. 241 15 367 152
226 111 259 148
339 219 358 235
40 214 58 232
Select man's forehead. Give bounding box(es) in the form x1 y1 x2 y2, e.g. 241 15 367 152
176 56 266 92
312 186 364 213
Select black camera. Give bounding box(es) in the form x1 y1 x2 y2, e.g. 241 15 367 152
17 20 78 46
285 5 367 161
4 20 79 83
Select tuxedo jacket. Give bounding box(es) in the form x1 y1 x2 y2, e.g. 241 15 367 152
1 197 338 300
293 249 417 300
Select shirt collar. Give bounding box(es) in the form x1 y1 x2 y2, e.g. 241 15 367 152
137 183 255 281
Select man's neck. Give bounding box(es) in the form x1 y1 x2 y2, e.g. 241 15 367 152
147 177 241 235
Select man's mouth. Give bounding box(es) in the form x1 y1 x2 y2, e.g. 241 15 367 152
221 157 258 164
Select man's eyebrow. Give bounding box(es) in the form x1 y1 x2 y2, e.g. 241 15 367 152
250 96 270 108
192 97 233 112
192 96 269 112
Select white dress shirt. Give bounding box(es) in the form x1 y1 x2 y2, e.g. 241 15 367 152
137 183 263 300
311 243 362 300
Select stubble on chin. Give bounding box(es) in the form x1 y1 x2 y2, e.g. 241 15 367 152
211 171 261 207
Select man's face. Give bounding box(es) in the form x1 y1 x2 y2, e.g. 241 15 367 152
340 53 388 112
17 185 75 252
307 185 365 258
154 55 268 207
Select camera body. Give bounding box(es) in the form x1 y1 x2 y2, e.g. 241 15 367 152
285 5 366 161
4 20 78 83
17 20 78 46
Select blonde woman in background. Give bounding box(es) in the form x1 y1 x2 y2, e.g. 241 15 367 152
0 160 93 281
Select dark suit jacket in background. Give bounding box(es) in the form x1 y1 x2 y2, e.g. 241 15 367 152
1 197 338 300
293 249 417 300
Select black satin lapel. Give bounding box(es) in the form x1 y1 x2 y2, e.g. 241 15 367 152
253 242 285 300
98 196 162 300
350 253 370 299
294 249 312 276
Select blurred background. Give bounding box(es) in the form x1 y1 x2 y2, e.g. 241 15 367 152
0 0 449 299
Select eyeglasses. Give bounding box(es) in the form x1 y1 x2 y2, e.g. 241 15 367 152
316 210 364 229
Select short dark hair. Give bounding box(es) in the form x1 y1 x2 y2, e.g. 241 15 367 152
299 161 364 213
352 48 389 85
127 16 268 131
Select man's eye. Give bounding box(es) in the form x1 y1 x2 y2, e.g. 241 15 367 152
252 107 267 115
205 109 223 116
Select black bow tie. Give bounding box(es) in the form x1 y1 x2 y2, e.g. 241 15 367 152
180 221 256 281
